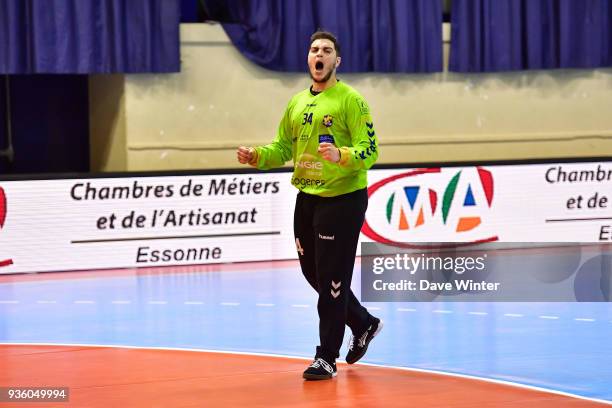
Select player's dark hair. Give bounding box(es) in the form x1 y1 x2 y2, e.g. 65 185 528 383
310 31 341 57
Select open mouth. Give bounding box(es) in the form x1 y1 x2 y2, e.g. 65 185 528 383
315 61 324 71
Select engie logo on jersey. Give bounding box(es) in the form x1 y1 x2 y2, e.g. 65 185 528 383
362 168 498 247
0 186 14 268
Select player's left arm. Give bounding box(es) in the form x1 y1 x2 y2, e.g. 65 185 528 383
338 94 379 170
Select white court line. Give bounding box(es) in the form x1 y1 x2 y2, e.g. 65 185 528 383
574 318 596 322
36 300 57 304
539 315 560 320
256 303 275 307
468 311 488 316
397 308 416 312
74 300 95 304
1 342 609 406
184 301 204 305
291 304 310 308
366 307 381 311
0 300 19 304
504 313 524 318
433 310 453 314
220 302 240 306
148 301 168 305
111 300 131 305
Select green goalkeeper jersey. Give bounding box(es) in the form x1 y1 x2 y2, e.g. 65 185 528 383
253 80 379 197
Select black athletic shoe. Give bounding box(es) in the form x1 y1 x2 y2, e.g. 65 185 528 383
303 357 337 380
345 319 383 364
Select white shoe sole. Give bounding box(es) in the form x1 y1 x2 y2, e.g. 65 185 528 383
303 371 337 380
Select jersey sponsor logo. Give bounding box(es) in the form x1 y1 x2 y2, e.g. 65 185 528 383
362 168 497 247
296 154 322 168
358 99 369 114
299 134 309 141
319 135 335 144
296 154 323 177
291 177 325 188
296 161 323 170
318 233 335 240
0 186 14 268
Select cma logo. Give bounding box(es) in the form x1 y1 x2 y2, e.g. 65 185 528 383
296 161 323 170
362 168 498 247
0 186 14 268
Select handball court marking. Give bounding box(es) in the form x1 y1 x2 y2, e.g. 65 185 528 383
0 250 611 403
1 343 610 407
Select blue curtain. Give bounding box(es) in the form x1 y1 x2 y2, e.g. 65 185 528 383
206 0 443 73
450 0 612 72
0 0 181 74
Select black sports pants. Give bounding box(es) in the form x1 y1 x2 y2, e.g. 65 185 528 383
294 188 373 361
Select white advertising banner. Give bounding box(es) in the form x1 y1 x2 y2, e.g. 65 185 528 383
363 162 612 246
0 161 611 274
0 174 297 274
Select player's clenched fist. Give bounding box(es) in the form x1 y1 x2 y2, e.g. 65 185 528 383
237 146 255 165
318 143 340 163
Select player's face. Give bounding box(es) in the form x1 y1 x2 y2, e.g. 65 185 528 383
308 39 341 84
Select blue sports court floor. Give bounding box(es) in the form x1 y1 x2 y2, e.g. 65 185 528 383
0 255 611 403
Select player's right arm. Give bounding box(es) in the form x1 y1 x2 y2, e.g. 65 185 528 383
236 99 294 170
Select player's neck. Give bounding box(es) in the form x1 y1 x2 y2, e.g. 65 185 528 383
311 76 338 93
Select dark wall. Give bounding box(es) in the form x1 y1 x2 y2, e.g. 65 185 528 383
0 75 89 175
181 0 207 22
0 78 7 173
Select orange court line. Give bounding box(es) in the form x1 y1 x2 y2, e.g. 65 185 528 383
0 345 608 408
